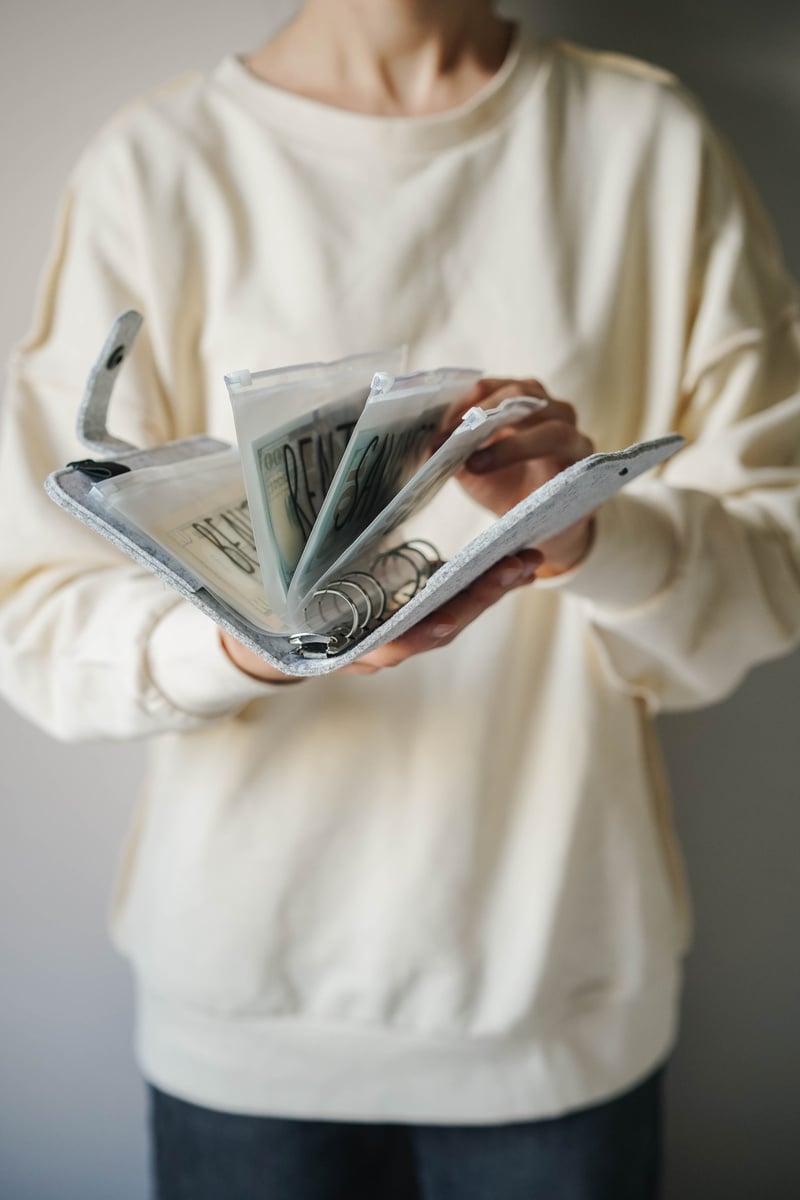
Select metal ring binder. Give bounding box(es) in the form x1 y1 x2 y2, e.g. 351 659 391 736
296 539 443 658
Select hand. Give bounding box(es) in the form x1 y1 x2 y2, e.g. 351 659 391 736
344 548 542 674
219 629 306 684
219 548 542 682
445 377 596 576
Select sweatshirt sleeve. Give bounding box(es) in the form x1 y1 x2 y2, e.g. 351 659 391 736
543 112 800 712
0 132 280 742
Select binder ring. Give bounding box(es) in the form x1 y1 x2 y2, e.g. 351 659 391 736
402 539 444 577
331 577 373 630
340 570 386 623
296 539 443 657
309 586 361 640
389 541 440 586
371 547 423 605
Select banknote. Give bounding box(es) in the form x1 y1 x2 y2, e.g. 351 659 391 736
289 368 480 605
295 395 544 602
291 406 446 599
154 495 278 630
228 348 405 615
251 402 363 592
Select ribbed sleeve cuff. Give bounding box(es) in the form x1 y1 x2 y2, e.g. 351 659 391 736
535 491 680 612
146 601 286 718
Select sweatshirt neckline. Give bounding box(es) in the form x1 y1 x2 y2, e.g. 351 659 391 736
212 29 543 155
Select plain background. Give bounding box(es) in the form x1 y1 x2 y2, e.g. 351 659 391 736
1 2 798 1197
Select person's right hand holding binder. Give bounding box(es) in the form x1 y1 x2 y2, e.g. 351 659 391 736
443 376 597 578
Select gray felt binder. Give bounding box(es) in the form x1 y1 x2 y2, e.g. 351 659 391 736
45 311 684 676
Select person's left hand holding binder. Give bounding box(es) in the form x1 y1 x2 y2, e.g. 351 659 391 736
218 544 544 681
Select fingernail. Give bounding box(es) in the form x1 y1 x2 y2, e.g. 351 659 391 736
520 559 539 580
499 566 523 586
432 622 456 639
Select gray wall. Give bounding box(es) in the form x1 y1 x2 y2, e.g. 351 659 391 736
0 2 798 1197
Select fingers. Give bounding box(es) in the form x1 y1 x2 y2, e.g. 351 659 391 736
443 377 577 434
472 379 577 427
467 420 594 473
469 377 551 405
344 549 542 674
219 630 305 685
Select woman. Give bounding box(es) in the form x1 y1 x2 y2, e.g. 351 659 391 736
1 1 799 1197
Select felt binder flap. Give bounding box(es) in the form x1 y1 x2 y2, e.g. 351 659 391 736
76 309 143 454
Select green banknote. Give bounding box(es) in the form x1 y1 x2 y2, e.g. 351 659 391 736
252 405 362 590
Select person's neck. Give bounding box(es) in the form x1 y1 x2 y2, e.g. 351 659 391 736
245 1 514 117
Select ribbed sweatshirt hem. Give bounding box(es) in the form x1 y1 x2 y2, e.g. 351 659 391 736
136 968 680 1123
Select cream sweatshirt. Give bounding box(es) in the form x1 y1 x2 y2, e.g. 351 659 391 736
1 32 799 1122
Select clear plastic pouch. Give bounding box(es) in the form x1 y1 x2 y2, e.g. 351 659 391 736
226 348 406 616
91 449 284 632
289 374 544 610
288 367 480 606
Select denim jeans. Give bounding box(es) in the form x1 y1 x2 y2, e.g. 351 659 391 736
149 1067 663 1200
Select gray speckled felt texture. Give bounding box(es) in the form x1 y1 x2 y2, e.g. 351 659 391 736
46 434 683 676
77 310 143 455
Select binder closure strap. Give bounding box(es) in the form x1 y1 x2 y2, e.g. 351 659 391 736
67 458 131 482
77 309 143 454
